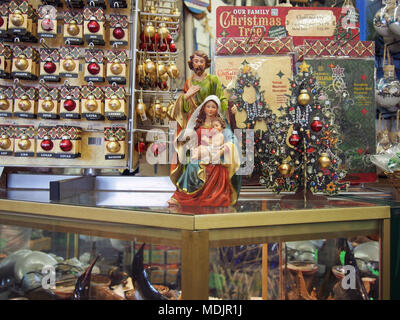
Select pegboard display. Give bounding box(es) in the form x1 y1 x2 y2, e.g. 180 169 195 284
0 0 134 169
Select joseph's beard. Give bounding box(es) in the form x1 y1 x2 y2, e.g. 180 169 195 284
194 67 205 76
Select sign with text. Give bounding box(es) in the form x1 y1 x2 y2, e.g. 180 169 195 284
216 6 360 46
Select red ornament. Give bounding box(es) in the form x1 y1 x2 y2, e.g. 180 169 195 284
60 138 73 152
0 16 3 28
64 99 76 112
135 141 147 153
169 41 177 52
324 124 329 129
146 43 154 51
316 105 321 110
153 33 160 43
87 62 100 75
166 34 172 44
158 42 168 52
289 131 300 147
291 83 296 88
310 117 323 132
87 19 100 33
41 18 54 31
113 27 125 40
41 139 53 151
140 42 147 50
44 61 56 74
332 159 337 164
271 149 276 154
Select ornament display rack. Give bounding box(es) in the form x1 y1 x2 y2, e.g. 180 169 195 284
133 0 181 176
0 0 136 171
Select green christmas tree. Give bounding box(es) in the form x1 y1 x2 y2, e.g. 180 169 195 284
258 61 347 196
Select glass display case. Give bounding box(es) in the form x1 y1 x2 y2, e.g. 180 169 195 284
0 180 390 300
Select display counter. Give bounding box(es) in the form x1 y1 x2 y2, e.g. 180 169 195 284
0 189 390 300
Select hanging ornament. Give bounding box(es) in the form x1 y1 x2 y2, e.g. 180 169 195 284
63 56 76 72
167 63 179 79
18 95 31 111
310 117 323 132
136 98 147 120
153 99 162 118
11 9 24 27
64 97 76 112
297 89 310 106
42 96 54 112
44 59 57 74
157 23 170 41
144 22 156 39
18 135 31 150
157 63 167 76
106 137 121 153
110 59 123 75
67 20 80 36
88 17 100 33
278 159 291 178
87 59 100 75
169 41 177 52
144 59 156 74
113 25 125 40
109 95 121 111
289 130 300 147
158 42 168 52
0 94 9 110
41 136 53 151
85 95 98 111
376 63 400 111
160 105 168 120
60 136 73 152
0 134 10 150
318 152 331 168
15 54 29 71
41 15 54 32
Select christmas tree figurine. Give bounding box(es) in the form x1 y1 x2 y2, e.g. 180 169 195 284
258 60 347 198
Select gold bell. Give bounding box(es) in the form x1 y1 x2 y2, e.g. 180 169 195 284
106 137 121 153
18 95 31 111
110 59 123 75
144 59 156 75
278 159 291 178
136 98 146 115
167 63 179 79
0 94 9 110
298 89 311 106
66 20 80 36
11 9 24 27
0 134 11 150
108 95 121 111
18 134 31 150
318 152 331 169
85 95 98 112
15 54 29 71
42 96 54 112
63 56 76 72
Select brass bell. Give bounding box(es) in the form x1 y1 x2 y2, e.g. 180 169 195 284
144 59 156 75
85 95 98 112
0 94 9 110
157 63 167 76
18 95 31 111
108 95 121 111
63 56 76 72
66 20 80 36
278 159 291 178
136 98 146 115
42 96 54 112
11 9 24 27
167 63 179 79
0 134 11 150
18 134 31 150
298 89 311 106
15 54 29 71
318 152 331 169
106 137 121 153
110 59 123 75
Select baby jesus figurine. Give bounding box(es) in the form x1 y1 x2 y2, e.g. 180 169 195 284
191 117 227 164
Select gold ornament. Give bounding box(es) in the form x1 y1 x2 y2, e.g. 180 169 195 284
42 96 54 112
157 63 167 76
137 63 145 81
160 73 169 82
160 105 168 120
147 105 155 118
136 98 146 115
11 10 24 27
167 63 179 79
109 95 121 111
66 20 80 36
278 159 291 178
318 153 331 168
157 23 169 40
85 95 98 112
0 135 11 150
297 89 310 106
18 135 31 150
110 59 123 75
106 137 121 153
15 54 29 71
153 99 162 117
0 95 9 110
18 95 31 111
63 56 76 72
144 59 156 75
144 22 156 38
